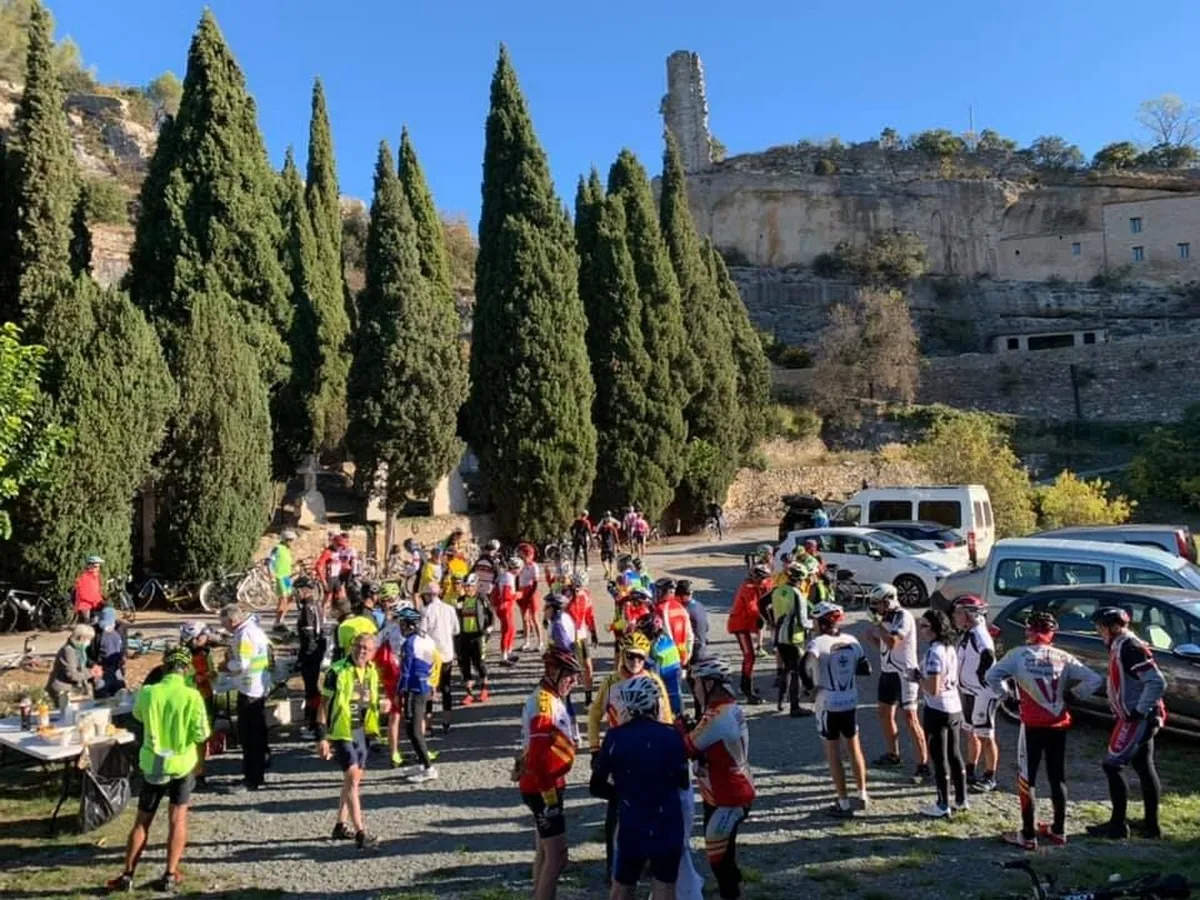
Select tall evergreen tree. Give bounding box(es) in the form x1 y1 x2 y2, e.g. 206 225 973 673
464 47 596 537
12 0 76 325
0 137 18 324
68 187 90 277
127 9 290 386
348 142 466 520
155 288 272 580
660 131 741 515
705 237 772 455
606 151 688 512
302 78 351 455
275 148 321 470
12 277 176 591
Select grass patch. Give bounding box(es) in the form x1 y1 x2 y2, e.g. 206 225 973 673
466 889 527 900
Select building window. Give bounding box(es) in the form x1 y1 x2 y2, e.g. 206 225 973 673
1006 338 1020 350
1071 242 1081 256
1083 332 1097 345
1130 217 1143 234
1132 246 1145 262
1180 242 1191 260
1028 334 1077 351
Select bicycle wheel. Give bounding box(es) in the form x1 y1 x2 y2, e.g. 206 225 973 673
115 590 137 626
238 569 274 611
136 580 158 611
36 594 71 632
0 601 17 634
197 580 230 614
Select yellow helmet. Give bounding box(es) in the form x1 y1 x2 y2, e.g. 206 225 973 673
621 632 652 659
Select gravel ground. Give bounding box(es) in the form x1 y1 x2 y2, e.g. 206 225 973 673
4 527 1182 899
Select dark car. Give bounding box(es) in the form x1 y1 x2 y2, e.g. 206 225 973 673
991 584 1200 734
778 494 828 542
870 520 966 551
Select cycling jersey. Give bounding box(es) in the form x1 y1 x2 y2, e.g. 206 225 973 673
661 598 694 666
566 590 597 642
587 670 672 750
598 522 619 551
494 570 518 607
649 633 683 717
804 633 867 713
769 584 808 646
519 684 576 794
1107 632 1167 723
922 641 962 714
878 608 918 676
321 658 381 740
227 617 270 699
472 555 498 600
570 517 593 543
398 631 440 696
728 578 768 634
985 643 1104 728
518 561 541 590
458 593 493 636
548 610 578 652
683 699 756 808
268 543 293 593
416 561 443 594
72 568 104 615
134 673 211 782
957 622 997 696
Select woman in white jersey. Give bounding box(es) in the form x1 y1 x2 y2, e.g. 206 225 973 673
802 601 872 817
917 609 966 818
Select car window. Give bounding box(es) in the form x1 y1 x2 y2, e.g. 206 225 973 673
816 534 839 553
841 535 871 556
1119 567 1179 588
833 504 861 526
937 528 964 544
866 531 926 556
993 559 1106 598
869 501 912 523
1172 562 1200 591
1045 594 1101 635
919 501 962 529
1137 603 1193 650
984 503 994 528
973 501 984 529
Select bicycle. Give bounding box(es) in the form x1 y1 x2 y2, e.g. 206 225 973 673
133 573 196 613
1001 859 1192 900
106 576 137 625
825 565 870 610
1 582 72 633
196 569 242 614
702 516 721 542
0 635 46 672
125 632 171 659
236 563 276 612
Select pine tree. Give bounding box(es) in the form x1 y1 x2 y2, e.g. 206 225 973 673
275 148 321 470
68 187 91 277
464 47 596 538
705 237 772 454
348 142 466 518
302 78 351 454
660 131 741 517
127 9 290 386
12 277 176 591
13 0 76 324
606 150 688 510
155 288 272 580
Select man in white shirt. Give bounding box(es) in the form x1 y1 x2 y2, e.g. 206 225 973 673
420 583 460 734
220 604 271 791
953 595 1000 792
865 584 930 780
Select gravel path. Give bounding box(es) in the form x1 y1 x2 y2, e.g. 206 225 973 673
12 528 1177 899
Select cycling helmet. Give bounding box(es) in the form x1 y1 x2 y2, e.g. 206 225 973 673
617 677 661 720
690 656 732 682
752 563 771 579
164 646 192 671
654 577 676 595
86 555 104 566
485 539 501 552
621 632 652 659
618 554 633 570
403 538 417 552
628 585 652 601
294 575 315 590
179 621 208 643
281 528 298 542
463 573 478 587
1026 610 1058 634
570 572 587 588
804 539 819 554
362 581 380 597
398 607 423 628
868 583 899 608
506 555 523 569
1091 607 1131 628
952 594 988 615
631 557 643 571
635 612 663 636
757 543 772 558
544 592 567 610
812 601 844 623
381 582 401 599
543 647 583 675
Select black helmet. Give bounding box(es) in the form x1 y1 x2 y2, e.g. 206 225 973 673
1091 607 1131 628
654 577 676 595
1026 610 1058 633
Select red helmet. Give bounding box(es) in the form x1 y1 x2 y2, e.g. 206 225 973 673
952 594 988 615
543 648 582 675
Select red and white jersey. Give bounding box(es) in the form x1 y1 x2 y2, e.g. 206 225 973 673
518 562 541 590
985 643 1103 729
1107 632 1167 723
494 570 517 606
519 684 576 794
683 699 756 808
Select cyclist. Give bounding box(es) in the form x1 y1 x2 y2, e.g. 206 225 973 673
420 582 459 735
315 534 348 611
638 612 684 719
105 647 210 895
335 597 378 659
678 657 756 900
376 602 407 768
657 578 695 669
73 555 105 622
728 565 770 705
292 578 327 738
493 556 521 666
177 622 215 788
570 509 594 570
769 561 811 716
622 506 639 551
268 528 297 633
986 611 1103 850
396 607 440 783
801 539 826 576
472 539 502 603
917 609 966 819
705 500 724 540
614 584 653 643
563 576 599 706
220 604 271 792
516 649 582 900
416 546 445 602
631 513 650 557
597 512 621 579
589 677 689 900
864 583 930 779
952 595 1000 793
801 601 871 817
517 545 544 653
457 574 494 707
1087 606 1167 841
316 633 386 850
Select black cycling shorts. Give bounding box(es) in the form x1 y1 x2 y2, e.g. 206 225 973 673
523 788 567 839
877 671 918 708
138 772 195 815
333 731 370 771
818 708 857 741
614 841 681 886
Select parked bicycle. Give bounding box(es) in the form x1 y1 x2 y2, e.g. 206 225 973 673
125 632 171 659
0 582 72 633
825 564 870 610
0 635 46 673
196 569 241 615
1001 859 1191 900
132 573 197 613
106 576 137 625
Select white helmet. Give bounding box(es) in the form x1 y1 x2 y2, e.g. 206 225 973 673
690 656 732 683
812 601 844 620
485 539 501 552
179 621 208 643
868 583 899 609
281 528 298 542
616 677 661 721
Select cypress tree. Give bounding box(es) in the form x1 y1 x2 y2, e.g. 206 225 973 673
275 148 321 470
348 142 466 517
128 9 290 386
0 137 17 323
464 47 596 538
155 288 272 580
660 131 741 516
13 277 176 591
68 187 91 277
302 78 351 454
13 0 76 324
606 150 688 511
705 237 772 454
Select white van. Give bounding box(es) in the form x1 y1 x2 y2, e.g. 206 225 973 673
931 537 1200 613
831 485 995 567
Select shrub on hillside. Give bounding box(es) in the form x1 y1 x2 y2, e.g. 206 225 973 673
1131 405 1200 510
814 157 838 175
82 177 129 224
770 404 822 441
1035 471 1133 529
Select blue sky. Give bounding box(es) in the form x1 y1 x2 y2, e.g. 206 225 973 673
49 0 1200 227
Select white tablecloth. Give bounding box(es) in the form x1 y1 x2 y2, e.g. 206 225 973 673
0 700 135 763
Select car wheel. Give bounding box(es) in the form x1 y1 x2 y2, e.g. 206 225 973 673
894 575 927 608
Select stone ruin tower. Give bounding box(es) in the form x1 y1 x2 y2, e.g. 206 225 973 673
662 50 713 173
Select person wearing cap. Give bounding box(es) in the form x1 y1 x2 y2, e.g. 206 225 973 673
176 621 216 788
457 574 494 706
986 610 1103 851
420 581 460 734
91 606 127 699
293 578 327 736
728 566 770 706
638 613 684 720
1088 606 1167 840
47 624 101 705
268 528 298 632
220 603 272 791
951 595 1000 793
72 554 105 621
397 607 441 782
105 647 210 895
769 561 814 716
